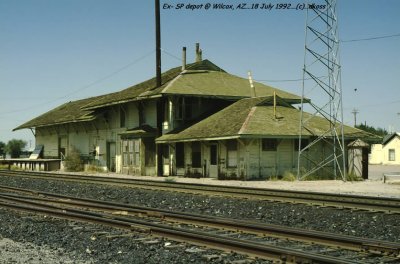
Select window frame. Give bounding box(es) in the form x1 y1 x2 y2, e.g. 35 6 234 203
226 140 238 168
388 149 395 161
191 142 202 168
262 139 278 151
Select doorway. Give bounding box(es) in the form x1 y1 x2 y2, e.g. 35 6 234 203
107 142 116 172
209 144 218 178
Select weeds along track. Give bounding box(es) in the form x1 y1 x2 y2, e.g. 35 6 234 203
0 184 399 263
1 170 400 214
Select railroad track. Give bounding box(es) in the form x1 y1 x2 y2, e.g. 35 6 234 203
1 169 400 214
0 184 399 263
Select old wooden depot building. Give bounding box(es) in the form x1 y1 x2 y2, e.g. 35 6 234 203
14 47 371 180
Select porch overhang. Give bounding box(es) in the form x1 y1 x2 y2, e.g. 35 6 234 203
119 125 158 139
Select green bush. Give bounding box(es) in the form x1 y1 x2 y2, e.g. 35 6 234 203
282 171 296 181
63 147 83 172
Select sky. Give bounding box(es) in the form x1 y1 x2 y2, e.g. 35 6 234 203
1 0 399 147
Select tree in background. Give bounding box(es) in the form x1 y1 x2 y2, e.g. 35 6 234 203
5 139 27 158
355 124 388 144
356 124 388 137
0 141 5 158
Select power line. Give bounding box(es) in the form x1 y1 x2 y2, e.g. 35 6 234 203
0 50 155 116
341 33 400 43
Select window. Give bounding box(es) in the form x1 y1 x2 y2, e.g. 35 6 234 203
294 139 309 151
175 97 184 120
176 143 185 167
122 139 140 166
191 142 201 168
262 139 278 151
175 97 193 120
389 149 395 161
226 140 237 167
120 107 126 128
138 103 145 125
184 97 193 120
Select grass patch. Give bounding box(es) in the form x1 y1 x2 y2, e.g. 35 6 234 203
0 164 23 170
346 173 363 182
85 164 104 173
282 171 296 181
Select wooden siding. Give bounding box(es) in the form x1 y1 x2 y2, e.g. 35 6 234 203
36 132 59 158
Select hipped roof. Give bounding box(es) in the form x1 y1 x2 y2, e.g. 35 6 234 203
13 96 100 131
156 96 376 143
14 59 304 130
82 59 304 110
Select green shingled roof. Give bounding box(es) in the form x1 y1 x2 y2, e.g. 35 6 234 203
83 59 303 110
161 70 303 103
14 59 304 130
82 60 227 110
156 96 375 143
13 96 99 131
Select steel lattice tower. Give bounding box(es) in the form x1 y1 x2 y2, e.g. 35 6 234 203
297 0 346 180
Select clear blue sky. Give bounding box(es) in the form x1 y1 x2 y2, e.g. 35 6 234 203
1 0 399 147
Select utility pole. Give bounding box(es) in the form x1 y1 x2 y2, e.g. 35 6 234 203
352 108 359 127
155 0 161 87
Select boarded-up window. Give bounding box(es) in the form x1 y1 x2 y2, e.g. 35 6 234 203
262 139 278 151
389 149 395 161
176 143 185 167
122 141 128 166
226 140 237 168
191 142 201 168
122 139 140 166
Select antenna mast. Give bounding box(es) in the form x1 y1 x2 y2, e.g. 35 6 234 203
297 0 346 181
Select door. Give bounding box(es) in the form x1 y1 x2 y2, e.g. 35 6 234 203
209 144 218 178
162 144 170 176
362 148 369 179
277 140 293 175
107 142 116 172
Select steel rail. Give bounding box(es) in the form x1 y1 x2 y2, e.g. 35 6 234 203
1 170 400 214
0 194 360 264
0 185 399 258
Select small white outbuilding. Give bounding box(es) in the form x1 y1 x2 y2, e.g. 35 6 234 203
370 133 400 165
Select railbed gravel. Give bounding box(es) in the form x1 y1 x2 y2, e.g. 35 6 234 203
0 175 399 263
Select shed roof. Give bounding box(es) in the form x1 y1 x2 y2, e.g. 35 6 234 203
13 96 100 131
156 96 376 143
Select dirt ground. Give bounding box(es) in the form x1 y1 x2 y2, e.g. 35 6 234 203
74 164 400 199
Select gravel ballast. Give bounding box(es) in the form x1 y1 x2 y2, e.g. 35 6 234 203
0 174 399 263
